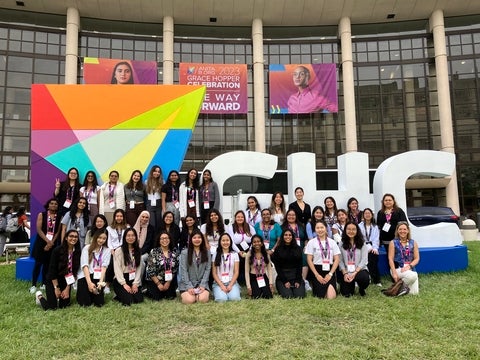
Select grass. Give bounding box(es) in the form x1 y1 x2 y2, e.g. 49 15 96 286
1 243 480 360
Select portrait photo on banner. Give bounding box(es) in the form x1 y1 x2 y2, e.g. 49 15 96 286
269 63 338 114
83 57 158 84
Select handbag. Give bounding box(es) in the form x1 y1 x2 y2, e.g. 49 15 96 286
382 279 407 297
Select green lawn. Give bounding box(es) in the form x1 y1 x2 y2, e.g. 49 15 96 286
1 243 479 360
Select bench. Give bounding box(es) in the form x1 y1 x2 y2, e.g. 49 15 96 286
3 243 30 263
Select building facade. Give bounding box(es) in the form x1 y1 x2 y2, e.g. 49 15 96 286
0 2 479 217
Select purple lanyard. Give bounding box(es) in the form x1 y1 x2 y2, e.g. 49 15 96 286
262 224 271 241
68 252 73 273
162 250 172 271
222 253 231 273
254 256 264 277
47 212 55 232
93 248 103 268
348 246 356 263
108 184 116 199
317 237 330 259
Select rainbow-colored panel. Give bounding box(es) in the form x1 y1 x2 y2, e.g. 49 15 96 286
31 84 205 216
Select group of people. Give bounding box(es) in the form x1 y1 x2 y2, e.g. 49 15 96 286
29 165 420 310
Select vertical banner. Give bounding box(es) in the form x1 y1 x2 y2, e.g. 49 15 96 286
83 58 158 84
269 64 338 114
179 63 248 114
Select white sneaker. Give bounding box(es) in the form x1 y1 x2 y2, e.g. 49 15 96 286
376 283 383 287
29 286 37 294
35 291 43 306
40 284 46 290
304 280 312 291
104 286 111 295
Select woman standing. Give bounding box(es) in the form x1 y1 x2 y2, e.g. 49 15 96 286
54 167 81 216
10 206 30 244
338 222 370 297
178 230 211 304
79 170 101 224
113 228 144 305
271 229 306 299
245 196 261 227
179 215 199 253
158 211 181 249
358 208 381 286
99 170 125 225
346 197 363 224
161 170 181 225
288 187 311 226
306 206 332 239
254 208 282 255
200 208 225 254
145 165 163 232
388 222 420 295
30 199 61 294
76 229 111 307
377 193 408 252
305 221 340 299
199 169 220 224
211 233 241 302
179 168 200 224
270 191 286 225
145 231 179 300
124 170 146 227
61 197 90 248
35 230 81 310
133 210 155 259
245 235 274 299
323 196 338 227
332 209 348 244
85 214 108 246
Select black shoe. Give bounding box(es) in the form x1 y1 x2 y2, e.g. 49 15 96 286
359 288 366 296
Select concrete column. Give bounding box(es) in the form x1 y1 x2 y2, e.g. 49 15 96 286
429 10 460 214
252 18 266 152
338 17 357 152
65 7 80 84
163 16 174 84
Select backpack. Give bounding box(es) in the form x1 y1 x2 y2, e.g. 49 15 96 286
0 215 6 233
6 216 19 233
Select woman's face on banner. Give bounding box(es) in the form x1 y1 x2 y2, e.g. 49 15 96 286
114 64 132 84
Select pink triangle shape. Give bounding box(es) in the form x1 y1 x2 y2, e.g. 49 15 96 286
31 130 80 158
73 130 105 142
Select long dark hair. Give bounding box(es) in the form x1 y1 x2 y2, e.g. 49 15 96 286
57 229 81 276
246 195 261 211
205 208 225 235
90 214 108 233
232 210 252 236
184 168 199 189
309 205 325 231
362 208 376 225
341 222 364 249
214 233 234 267
68 197 89 226
165 170 180 187
111 61 134 84
82 170 99 188
324 196 338 216
249 234 270 265
126 169 144 191
110 209 127 228
120 228 141 267
187 230 209 266
88 229 108 264
155 231 175 251
146 165 163 194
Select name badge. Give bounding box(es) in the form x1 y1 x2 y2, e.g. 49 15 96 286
240 240 249 251
382 223 391 232
264 241 270 250
257 276 266 288
150 198 156 207
65 273 75 285
347 262 356 273
129 200 135 209
322 259 330 271
93 268 102 280
108 198 115 209
221 272 230 283
296 238 301 246
173 200 180 209
165 270 173 282
404 262 411 269
46 232 54 241
203 201 210 210
188 199 195 208
63 199 72 209
129 270 136 281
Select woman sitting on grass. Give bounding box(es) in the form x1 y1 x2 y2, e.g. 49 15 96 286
388 221 420 295
112 228 144 306
145 231 179 300
211 233 241 302
305 221 340 299
76 229 111 307
245 235 274 299
35 230 81 310
271 229 306 299
178 230 211 304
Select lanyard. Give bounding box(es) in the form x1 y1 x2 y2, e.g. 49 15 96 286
129 250 136 271
262 223 271 241
47 211 55 232
67 186 74 200
130 189 137 201
248 210 258 225
317 237 330 259
348 246 356 263
385 212 392 223
187 187 196 200
108 184 116 199
254 255 264 277
162 250 172 271
68 251 73 273
365 224 371 241
400 241 411 263
93 248 103 268
222 253 231 273
202 185 210 201
289 224 300 240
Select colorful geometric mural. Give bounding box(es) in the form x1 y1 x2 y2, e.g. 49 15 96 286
30 84 205 220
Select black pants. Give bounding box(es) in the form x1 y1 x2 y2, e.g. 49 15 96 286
76 276 105 307
112 274 144 306
249 273 273 299
39 278 71 310
367 252 381 284
339 269 370 296
145 278 177 300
